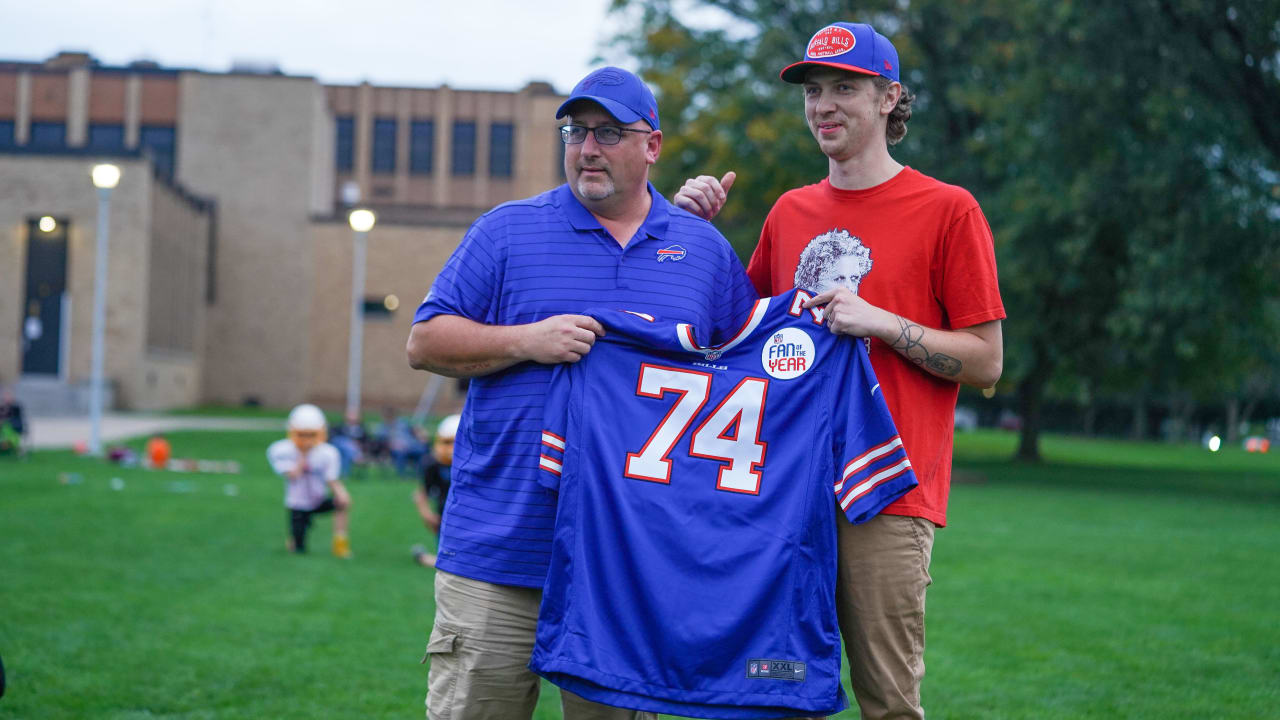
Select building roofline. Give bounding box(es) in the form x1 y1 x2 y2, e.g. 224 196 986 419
0 146 214 213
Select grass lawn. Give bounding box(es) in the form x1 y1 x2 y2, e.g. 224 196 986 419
1 429 1277 719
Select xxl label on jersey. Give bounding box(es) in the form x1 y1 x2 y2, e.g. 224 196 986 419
625 364 769 494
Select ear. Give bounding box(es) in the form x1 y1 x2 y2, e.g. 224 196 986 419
646 129 662 165
880 82 902 116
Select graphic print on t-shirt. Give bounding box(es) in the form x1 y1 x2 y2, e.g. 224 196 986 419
793 229 873 295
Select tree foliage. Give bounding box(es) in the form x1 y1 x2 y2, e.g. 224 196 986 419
610 0 1280 459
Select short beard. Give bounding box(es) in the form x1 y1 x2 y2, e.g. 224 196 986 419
575 175 615 201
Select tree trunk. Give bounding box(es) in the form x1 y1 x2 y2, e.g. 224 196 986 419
1130 392 1149 440
1225 397 1241 444
1015 347 1054 462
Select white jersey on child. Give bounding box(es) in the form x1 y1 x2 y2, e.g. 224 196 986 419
267 440 341 510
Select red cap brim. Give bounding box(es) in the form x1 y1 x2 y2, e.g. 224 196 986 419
779 60 881 84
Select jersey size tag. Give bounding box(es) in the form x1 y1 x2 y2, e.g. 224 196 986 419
746 658 806 682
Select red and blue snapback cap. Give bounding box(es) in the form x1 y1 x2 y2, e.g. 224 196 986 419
556 66 660 131
780 22 900 84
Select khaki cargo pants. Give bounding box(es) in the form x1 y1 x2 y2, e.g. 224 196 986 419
423 569 657 720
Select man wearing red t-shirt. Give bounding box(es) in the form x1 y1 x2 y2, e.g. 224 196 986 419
676 22 1005 720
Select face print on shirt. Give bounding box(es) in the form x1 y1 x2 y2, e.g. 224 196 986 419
793 229 873 294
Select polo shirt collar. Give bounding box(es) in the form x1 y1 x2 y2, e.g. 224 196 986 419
557 182 671 243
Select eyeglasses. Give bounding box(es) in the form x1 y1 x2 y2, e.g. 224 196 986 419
559 125 652 145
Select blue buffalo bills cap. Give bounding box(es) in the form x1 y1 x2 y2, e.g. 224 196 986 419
556 66 660 130
780 22 900 84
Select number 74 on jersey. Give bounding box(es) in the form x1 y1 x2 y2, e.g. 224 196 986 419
624 363 770 495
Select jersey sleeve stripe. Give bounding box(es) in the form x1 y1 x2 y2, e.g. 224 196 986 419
837 437 904 490
839 458 913 510
541 431 566 451
538 454 563 476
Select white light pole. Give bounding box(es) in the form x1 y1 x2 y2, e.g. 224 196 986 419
346 208 376 420
89 163 121 456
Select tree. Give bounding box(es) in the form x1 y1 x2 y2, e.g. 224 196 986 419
609 0 1280 460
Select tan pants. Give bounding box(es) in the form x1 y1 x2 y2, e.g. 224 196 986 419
423 569 657 720
836 512 936 720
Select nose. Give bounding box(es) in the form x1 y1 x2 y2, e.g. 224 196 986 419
813 91 837 115
579 130 604 155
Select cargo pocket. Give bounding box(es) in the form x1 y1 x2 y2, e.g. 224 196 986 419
423 623 461 720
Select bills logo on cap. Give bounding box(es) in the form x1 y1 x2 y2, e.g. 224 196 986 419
656 245 687 262
807 25 856 58
580 68 628 90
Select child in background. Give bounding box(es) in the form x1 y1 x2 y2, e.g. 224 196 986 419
411 414 459 568
267 404 353 558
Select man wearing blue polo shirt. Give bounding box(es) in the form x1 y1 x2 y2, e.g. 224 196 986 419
406 67 758 720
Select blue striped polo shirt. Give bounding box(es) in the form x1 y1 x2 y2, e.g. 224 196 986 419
413 182 759 587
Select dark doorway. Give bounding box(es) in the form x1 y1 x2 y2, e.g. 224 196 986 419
22 216 69 376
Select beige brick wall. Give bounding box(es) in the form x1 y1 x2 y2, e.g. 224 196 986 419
305 218 475 411
132 180 211 410
176 71 330 408
0 155 151 393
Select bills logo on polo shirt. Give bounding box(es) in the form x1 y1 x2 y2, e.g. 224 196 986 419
656 245 687 262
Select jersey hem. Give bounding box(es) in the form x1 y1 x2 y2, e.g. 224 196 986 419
532 657 847 719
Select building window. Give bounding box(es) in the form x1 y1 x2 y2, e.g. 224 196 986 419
0 120 13 148
87 124 125 152
29 122 67 150
452 121 476 176
362 297 395 320
489 123 514 178
335 116 354 172
372 118 396 174
410 120 434 175
139 125 177 179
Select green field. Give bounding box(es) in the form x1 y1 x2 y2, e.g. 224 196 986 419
1 429 1277 719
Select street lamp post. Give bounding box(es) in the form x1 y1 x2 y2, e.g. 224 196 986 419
89 164 121 456
346 209 376 420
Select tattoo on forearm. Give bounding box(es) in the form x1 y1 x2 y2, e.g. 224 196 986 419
890 316 962 377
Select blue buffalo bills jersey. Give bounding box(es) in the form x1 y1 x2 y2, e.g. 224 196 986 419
412 183 757 587
530 289 918 719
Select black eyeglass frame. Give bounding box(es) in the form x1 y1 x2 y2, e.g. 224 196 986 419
559 124 653 145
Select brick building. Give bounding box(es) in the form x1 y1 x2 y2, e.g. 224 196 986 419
0 51 565 413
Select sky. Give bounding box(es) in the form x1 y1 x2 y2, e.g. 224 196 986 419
1 0 632 94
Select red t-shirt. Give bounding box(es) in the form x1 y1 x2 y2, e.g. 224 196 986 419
746 168 1005 526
